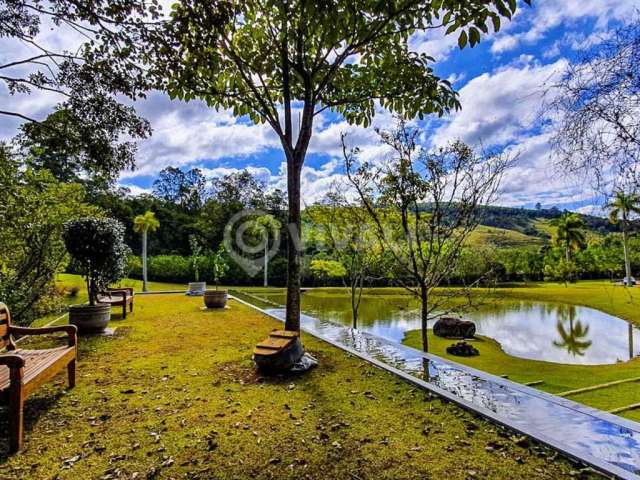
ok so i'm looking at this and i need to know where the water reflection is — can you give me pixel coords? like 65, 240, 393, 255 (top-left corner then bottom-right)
553, 305, 592, 357
254, 291, 639, 365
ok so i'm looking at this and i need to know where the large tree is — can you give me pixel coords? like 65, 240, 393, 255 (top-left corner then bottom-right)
0, 0, 158, 124
138, 0, 525, 331
153, 166, 207, 211
1, 1, 157, 184
18, 107, 150, 191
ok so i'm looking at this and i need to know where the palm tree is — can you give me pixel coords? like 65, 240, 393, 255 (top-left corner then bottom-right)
607, 191, 640, 286
553, 213, 586, 262
249, 214, 281, 287
133, 211, 160, 292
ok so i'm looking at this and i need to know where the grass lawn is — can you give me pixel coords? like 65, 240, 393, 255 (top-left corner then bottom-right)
0, 293, 591, 479
31, 274, 189, 328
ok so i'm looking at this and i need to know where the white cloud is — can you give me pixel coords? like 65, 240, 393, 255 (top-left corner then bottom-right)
435, 58, 566, 147
490, 0, 637, 54
119, 92, 280, 179
410, 28, 460, 61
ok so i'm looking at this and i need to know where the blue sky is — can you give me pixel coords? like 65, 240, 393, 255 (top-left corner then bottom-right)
1, 0, 638, 214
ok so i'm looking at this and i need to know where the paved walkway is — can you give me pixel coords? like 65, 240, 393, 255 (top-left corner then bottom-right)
232, 293, 640, 480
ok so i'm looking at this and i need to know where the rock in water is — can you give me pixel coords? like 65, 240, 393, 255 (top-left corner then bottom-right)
446, 341, 479, 357
433, 317, 476, 338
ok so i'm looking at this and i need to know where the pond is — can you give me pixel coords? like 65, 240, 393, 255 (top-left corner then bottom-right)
249, 290, 640, 365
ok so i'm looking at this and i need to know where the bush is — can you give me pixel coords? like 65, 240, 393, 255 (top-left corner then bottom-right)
0, 146, 96, 325
125, 253, 278, 286
63, 217, 130, 305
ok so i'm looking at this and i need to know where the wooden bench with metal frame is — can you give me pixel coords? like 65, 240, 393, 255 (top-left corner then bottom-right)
97, 287, 134, 319
0, 302, 77, 452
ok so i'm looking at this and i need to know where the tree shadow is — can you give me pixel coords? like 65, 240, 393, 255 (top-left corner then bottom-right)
0, 391, 65, 461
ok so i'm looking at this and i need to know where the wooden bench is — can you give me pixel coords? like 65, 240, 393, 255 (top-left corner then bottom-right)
98, 287, 134, 319
0, 302, 77, 452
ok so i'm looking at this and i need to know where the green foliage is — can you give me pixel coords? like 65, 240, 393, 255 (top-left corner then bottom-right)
211, 245, 230, 288
18, 107, 150, 192
152, 166, 206, 211
552, 213, 586, 260
0, 145, 96, 324
63, 217, 131, 305
310, 259, 347, 281
133, 210, 160, 234
544, 258, 579, 285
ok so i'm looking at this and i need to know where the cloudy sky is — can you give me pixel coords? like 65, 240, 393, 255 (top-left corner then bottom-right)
1, 0, 638, 213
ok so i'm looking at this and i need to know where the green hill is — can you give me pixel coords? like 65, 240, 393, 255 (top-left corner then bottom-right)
477, 205, 615, 237
467, 225, 544, 248
469, 206, 615, 248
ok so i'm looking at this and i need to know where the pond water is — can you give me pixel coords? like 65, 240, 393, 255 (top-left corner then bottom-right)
250, 291, 640, 365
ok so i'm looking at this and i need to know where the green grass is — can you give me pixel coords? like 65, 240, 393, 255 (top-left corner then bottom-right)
0, 293, 588, 479
31, 274, 191, 327
467, 225, 544, 248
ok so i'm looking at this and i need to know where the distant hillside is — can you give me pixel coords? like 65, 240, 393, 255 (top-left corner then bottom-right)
415, 204, 618, 249
476, 205, 617, 239
467, 225, 544, 248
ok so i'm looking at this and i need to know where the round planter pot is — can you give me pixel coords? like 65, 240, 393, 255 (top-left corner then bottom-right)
187, 281, 206, 296
204, 290, 228, 309
69, 304, 111, 334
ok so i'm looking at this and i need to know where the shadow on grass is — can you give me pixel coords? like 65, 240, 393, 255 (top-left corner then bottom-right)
0, 391, 65, 461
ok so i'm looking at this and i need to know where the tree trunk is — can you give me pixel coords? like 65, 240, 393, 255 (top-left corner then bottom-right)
285, 155, 303, 332
263, 241, 269, 287
420, 283, 429, 352
142, 231, 148, 292
350, 274, 362, 329
622, 214, 632, 286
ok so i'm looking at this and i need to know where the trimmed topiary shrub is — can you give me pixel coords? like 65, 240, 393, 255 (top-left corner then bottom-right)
63, 217, 130, 305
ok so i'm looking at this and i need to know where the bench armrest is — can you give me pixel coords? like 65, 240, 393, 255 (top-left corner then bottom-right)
10, 325, 77, 347
108, 287, 134, 296
0, 353, 25, 369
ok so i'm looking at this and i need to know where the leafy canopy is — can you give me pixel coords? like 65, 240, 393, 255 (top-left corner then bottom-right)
133, 211, 160, 234
150, 0, 527, 136
607, 191, 640, 225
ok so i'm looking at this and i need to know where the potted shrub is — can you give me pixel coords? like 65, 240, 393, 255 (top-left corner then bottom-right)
63, 217, 130, 333
204, 245, 229, 308
187, 235, 206, 295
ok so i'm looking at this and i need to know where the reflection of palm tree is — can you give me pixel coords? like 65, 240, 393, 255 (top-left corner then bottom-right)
553, 307, 592, 356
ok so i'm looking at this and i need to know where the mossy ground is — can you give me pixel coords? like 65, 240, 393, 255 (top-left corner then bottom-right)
0, 293, 594, 479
